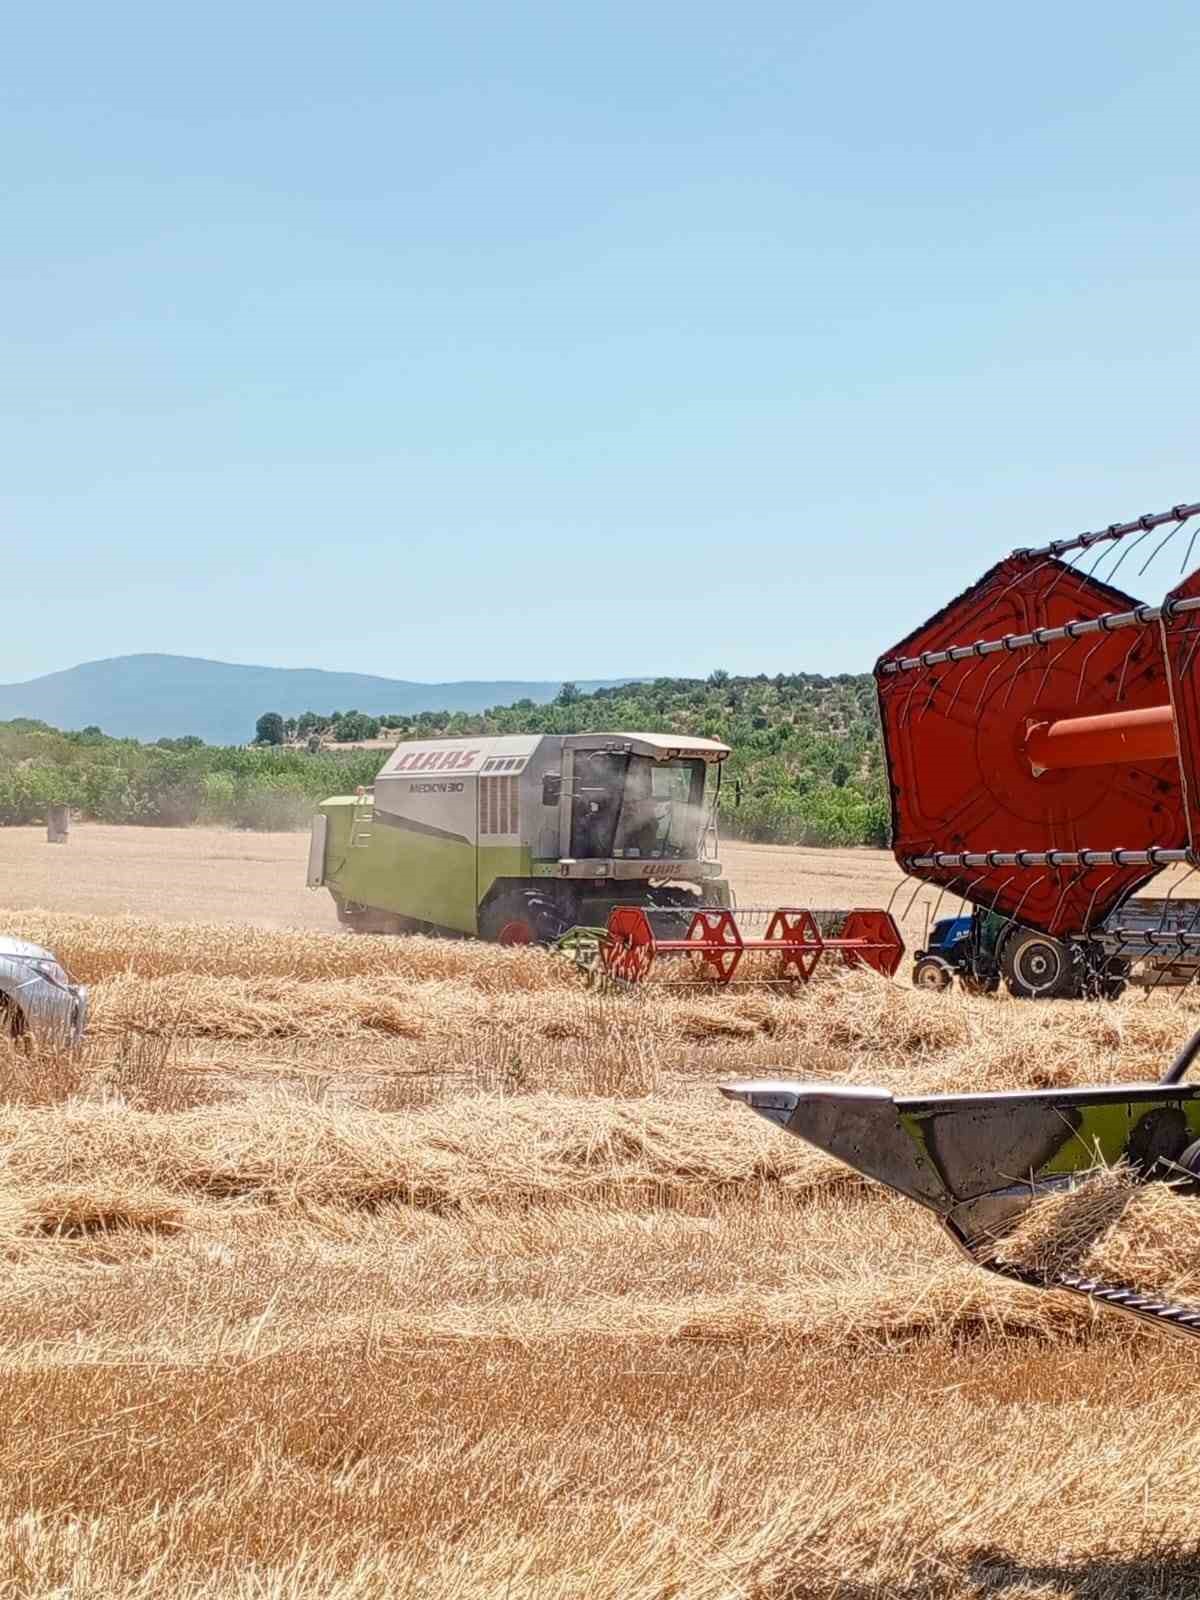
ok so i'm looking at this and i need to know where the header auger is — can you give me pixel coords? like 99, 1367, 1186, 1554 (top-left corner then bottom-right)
876, 498, 1200, 941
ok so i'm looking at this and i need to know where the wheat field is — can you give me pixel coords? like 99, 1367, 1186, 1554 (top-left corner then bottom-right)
2, 828, 1200, 1596
0, 894, 1199, 1599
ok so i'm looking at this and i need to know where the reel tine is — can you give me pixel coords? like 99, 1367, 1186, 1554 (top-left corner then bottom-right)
916, 671, 945, 721
1138, 521, 1182, 578
884, 878, 907, 919
1005, 870, 1048, 933
942, 654, 988, 721
1073, 635, 1109, 704
1097, 523, 1155, 583
999, 649, 1039, 711
927, 882, 951, 929
1081, 868, 1121, 935
1034, 638, 1076, 702
1050, 868, 1088, 933
973, 657, 1009, 715
1181, 521, 1200, 575
1113, 633, 1142, 705
901, 873, 931, 923
990, 555, 1057, 609
1039, 544, 1091, 603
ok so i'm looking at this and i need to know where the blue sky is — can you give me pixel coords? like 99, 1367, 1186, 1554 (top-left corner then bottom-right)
4, 1, 1198, 686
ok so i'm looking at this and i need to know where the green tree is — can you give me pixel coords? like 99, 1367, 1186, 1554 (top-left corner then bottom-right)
332, 711, 380, 743
255, 712, 285, 745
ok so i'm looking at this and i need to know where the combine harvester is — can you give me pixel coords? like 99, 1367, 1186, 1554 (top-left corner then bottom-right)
875, 497, 1200, 998
309, 730, 902, 986
725, 497, 1200, 1337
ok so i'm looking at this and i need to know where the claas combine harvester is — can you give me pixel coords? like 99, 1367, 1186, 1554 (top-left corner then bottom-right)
310, 730, 903, 989
727, 496, 1200, 1338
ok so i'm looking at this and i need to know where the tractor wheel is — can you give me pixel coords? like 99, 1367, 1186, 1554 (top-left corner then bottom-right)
1000, 929, 1079, 1000
479, 889, 569, 947
913, 956, 954, 993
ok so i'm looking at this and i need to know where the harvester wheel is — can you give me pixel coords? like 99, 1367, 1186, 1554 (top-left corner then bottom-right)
480, 889, 568, 948
1000, 929, 1078, 1000
913, 956, 954, 993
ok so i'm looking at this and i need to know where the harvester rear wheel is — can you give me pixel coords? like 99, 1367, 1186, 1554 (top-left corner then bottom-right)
479, 889, 568, 948
1000, 929, 1079, 1000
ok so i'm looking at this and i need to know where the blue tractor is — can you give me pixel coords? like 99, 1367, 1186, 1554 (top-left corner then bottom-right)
911, 909, 1130, 1000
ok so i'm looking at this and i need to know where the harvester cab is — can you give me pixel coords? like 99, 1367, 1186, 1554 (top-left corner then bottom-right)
309, 731, 733, 943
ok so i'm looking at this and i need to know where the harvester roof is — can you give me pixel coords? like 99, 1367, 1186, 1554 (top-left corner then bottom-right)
376, 731, 730, 781
570, 732, 730, 762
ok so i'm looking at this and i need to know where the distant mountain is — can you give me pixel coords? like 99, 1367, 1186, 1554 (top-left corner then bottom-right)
0, 655, 634, 745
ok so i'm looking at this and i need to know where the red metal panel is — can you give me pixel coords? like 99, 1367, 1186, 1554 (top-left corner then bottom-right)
763, 908, 823, 981
838, 910, 905, 978
684, 908, 743, 983
875, 556, 1185, 936
602, 906, 657, 983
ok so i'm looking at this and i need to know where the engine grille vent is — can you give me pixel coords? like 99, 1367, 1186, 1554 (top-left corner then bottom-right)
480, 775, 519, 837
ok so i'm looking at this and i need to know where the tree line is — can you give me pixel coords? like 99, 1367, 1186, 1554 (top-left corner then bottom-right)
0, 672, 888, 846
251, 671, 889, 847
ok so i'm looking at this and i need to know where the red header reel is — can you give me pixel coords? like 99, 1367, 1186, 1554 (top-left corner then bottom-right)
599, 905, 904, 987
875, 502, 1200, 936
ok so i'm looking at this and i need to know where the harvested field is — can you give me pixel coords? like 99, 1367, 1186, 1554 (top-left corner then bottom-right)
0, 821, 944, 949
4, 873, 1200, 1592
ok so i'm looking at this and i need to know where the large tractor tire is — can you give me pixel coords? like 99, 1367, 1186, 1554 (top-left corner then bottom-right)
479, 888, 569, 947
1000, 929, 1079, 1000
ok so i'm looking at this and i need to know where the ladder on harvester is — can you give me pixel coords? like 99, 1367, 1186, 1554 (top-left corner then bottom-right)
348, 789, 374, 849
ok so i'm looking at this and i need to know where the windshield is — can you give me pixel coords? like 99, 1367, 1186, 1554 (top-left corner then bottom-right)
612, 757, 707, 860
567, 753, 710, 860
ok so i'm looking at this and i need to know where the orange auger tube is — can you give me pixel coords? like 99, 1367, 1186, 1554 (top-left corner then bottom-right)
1026, 703, 1178, 773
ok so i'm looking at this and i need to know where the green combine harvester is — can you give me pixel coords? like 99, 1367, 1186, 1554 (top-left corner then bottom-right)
308, 732, 732, 944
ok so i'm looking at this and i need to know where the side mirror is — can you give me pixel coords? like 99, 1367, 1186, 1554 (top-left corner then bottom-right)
542, 774, 562, 806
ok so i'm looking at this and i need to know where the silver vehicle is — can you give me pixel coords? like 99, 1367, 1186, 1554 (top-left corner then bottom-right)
0, 937, 88, 1045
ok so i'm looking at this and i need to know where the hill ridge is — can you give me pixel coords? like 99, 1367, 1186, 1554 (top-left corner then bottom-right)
0, 655, 635, 745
